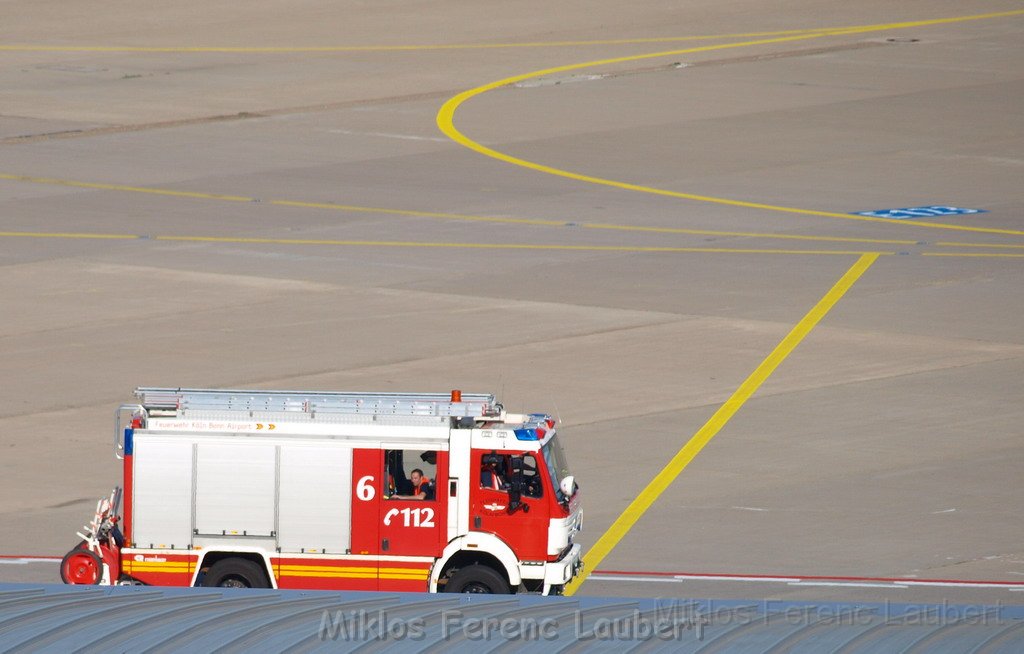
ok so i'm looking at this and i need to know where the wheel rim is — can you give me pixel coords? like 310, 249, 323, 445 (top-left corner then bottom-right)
462, 581, 493, 594
63, 552, 100, 584
217, 576, 250, 588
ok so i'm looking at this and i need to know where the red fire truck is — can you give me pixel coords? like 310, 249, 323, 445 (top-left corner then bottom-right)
60, 388, 582, 595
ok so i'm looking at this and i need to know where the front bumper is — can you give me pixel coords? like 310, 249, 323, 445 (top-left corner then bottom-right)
542, 543, 582, 593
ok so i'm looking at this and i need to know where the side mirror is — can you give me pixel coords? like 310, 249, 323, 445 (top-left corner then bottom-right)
560, 475, 576, 500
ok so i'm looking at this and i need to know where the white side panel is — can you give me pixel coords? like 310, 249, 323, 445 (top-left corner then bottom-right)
195, 442, 276, 536
449, 432, 471, 539
278, 445, 353, 553
133, 437, 193, 548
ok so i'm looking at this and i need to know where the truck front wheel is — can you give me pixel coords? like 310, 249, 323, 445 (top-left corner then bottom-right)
201, 558, 270, 589
444, 564, 511, 594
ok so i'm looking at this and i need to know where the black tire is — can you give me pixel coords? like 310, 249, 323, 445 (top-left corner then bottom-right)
117, 575, 146, 586
444, 564, 511, 594
201, 558, 270, 589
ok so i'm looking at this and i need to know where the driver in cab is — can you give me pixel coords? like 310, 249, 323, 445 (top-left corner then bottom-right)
393, 468, 433, 501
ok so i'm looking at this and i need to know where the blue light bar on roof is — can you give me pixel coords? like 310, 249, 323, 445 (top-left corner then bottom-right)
514, 428, 539, 441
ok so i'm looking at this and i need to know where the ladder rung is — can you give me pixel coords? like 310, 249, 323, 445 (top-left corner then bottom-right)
135, 387, 500, 419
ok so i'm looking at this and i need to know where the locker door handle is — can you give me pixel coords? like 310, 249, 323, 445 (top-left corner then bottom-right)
382, 538, 389, 552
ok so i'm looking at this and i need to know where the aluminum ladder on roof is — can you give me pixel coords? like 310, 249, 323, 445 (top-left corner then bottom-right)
134, 387, 500, 419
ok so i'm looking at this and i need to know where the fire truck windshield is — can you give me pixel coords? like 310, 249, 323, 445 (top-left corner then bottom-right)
541, 435, 573, 503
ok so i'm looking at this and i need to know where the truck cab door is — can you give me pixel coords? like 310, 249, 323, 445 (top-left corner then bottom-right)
377, 450, 448, 592
470, 450, 550, 562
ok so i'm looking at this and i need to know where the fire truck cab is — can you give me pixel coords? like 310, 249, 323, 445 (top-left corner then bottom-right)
60, 388, 582, 595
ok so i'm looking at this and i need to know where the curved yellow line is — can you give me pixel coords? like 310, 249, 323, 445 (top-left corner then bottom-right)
437, 10, 1024, 238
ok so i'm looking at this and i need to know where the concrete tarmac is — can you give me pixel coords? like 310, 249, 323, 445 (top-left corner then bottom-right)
1, 1, 1022, 606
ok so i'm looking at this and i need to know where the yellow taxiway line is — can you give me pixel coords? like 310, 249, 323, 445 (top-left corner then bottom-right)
565, 252, 880, 595
437, 10, 1024, 238
0, 230, 893, 256
0, 26, 926, 53
3, 230, 1019, 257
0, 173, 918, 247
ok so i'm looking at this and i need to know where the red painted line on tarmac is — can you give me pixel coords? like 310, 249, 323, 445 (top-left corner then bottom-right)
594, 569, 1024, 587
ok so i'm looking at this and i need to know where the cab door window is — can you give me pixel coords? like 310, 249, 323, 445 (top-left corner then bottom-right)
384, 449, 437, 501
479, 453, 507, 491
479, 453, 541, 497
521, 454, 543, 498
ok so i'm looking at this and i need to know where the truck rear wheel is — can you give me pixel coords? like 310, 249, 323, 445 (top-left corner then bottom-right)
445, 564, 511, 594
61, 548, 103, 585
201, 558, 270, 589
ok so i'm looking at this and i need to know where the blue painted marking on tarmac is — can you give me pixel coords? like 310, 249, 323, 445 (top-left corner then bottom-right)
854, 206, 988, 219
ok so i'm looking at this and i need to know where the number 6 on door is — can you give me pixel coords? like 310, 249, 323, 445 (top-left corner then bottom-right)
356, 475, 375, 501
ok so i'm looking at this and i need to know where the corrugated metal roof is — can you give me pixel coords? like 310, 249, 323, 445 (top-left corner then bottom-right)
0, 584, 1021, 653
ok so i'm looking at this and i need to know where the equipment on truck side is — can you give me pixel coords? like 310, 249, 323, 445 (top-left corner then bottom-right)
62, 388, 583, 595
59, 487, 124, 586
